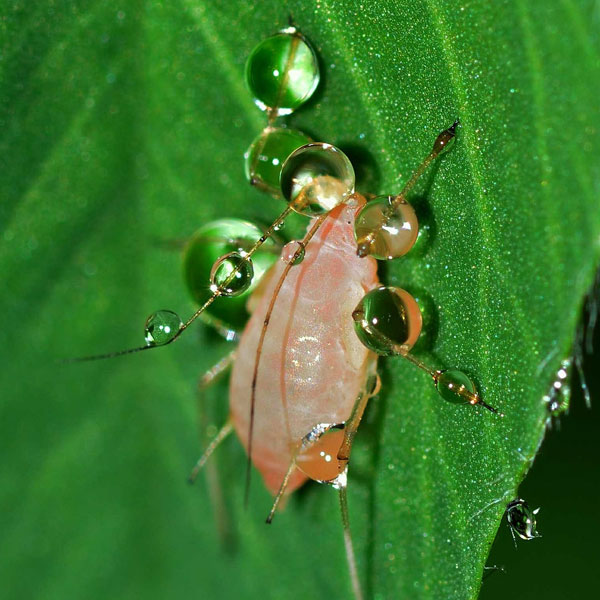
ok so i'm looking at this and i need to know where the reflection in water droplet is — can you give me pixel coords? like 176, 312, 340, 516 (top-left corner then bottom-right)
144, 310, 183, 346
280, 240, 305, 265
245, 30, 320, 116
280, 143, 355, 216
352, 286, 422, 355
210, 252, 254, 297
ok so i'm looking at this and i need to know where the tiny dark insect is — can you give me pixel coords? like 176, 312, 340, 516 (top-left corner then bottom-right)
506, 498, 541, 545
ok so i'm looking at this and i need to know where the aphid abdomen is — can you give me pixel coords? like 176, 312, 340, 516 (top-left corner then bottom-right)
230, 200, 379, 494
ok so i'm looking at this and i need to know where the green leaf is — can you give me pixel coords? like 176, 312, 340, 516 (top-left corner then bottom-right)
1, 2, 598, 599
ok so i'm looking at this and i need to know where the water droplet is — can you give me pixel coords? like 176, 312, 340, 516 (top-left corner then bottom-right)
280, 143, 355, 216
352, 286, 422, 355
434, 369, 478, 405
210, 251, 254, 297
183, 219, 277, 329
506, 498, 541, 541
355, 196, 419, 259
296, 426, 345, 483
245, 30, 320, 116
144, 310, 183, 346
281, 240, 305, 265
543, 358, 572, 417
245, 127, 312, 195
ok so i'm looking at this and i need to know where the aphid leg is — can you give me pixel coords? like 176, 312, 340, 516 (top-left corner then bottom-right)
245, 212, 329, 504
337, 360, 379, 466
188, 420, 234, 484
353, 287, 502, 414
356, 121, 459, 257
337, 472, 364, 600
401, 350, 501, 414
189, 350, 237, 548
151, 235, 192, 252
189, 349, 237, 484
265, 455, 298, 524
334, 364, 379, 600
198, 312, 240, 343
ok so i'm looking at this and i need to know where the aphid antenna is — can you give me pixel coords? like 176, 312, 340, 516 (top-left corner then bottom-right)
356, 120, 460, 257
337, 470, 364, 600
65, 204, 296, 363
265, 29, 304, 126
245, 212, 329, 507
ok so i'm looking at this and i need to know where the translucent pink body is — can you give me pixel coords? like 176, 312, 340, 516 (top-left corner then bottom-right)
229, 201, 379, 494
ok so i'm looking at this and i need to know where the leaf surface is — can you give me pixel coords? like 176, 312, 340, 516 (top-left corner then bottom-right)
1, 1, 599, 599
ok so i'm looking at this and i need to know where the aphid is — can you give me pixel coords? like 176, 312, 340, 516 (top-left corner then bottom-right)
74, 26, 502, 600
505, 498, 541, 545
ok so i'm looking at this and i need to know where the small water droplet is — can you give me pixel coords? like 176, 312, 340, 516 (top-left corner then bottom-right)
210, 251, 254, 297
355, 196, 418, 259
281, 240, 305, 265
435, 369, 477, 405
144, 310, 183, 346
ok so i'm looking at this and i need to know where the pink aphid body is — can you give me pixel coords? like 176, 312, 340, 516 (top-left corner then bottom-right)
229, 199, 379, 495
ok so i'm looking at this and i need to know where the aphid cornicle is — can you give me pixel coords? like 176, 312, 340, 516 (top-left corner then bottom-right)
75, 26, 501, 600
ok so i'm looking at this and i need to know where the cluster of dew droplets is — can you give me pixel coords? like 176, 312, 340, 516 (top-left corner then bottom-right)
141, 29, 326, 351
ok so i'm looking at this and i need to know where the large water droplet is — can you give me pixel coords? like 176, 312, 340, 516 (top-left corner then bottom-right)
352, 286, 422, 355
245, 127, 312, 195
183, 219, 277, 329
355, 196, 419, 259
280, 143, 355, 216
210, 251, 254, 297
245, 30, 320, 116
144, 310, 183, 346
